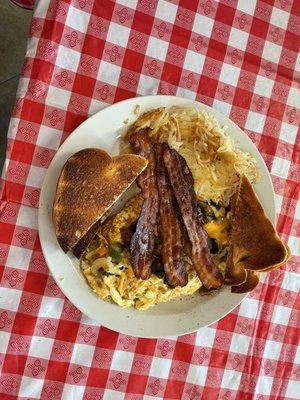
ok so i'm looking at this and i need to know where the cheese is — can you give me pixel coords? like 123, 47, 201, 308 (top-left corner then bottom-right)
204, 219, 229, 245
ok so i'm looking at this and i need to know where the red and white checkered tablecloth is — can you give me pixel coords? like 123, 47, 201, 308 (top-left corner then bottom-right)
0, 0, 299, 399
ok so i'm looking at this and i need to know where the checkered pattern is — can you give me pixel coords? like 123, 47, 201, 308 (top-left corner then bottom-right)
0, 0, 299, 398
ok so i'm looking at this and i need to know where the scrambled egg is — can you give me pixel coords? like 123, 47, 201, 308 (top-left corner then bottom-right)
81, 193, 232, 311
83, 255, 201, 310
81, 195, 201, 310
101, 194, 144, 245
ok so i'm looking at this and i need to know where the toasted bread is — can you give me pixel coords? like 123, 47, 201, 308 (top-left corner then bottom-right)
231, 270, 260, 294
72, 218, 103, 258
225, 244, 247, 286
53, 148, 147, 254
226, 175, 290, 290
225, 191, 247, 286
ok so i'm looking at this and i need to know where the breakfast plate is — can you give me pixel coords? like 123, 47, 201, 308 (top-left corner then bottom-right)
38, 95, 276, 338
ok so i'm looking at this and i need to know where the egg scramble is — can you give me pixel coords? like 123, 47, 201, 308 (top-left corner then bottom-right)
81, 194, 231, 310
81, 195, 202, 310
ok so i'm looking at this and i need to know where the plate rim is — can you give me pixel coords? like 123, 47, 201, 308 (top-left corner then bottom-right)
38, 94, 275, 338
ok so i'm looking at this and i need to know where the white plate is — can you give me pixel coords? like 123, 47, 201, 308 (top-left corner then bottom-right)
38, 95, 275, 338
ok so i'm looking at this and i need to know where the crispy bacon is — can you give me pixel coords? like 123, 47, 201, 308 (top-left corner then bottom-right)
129, 130, 159, 279
154, 143, 188, 287
163, 147, 224, 289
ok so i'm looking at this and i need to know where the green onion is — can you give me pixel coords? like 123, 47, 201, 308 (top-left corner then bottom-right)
109, 244, 124, 263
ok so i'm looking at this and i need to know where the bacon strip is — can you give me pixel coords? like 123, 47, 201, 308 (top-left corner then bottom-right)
129, 130, 159, 279
163, 147, 224, 289
154, 143, 188, 287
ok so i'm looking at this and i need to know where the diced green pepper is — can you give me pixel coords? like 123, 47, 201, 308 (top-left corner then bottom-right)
109, 244, 124, 263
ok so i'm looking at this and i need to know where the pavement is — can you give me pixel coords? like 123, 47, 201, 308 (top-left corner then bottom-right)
0, 1, 32, 174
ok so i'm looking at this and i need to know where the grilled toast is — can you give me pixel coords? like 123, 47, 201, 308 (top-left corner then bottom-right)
53, 148, 147, 255
226, 175, 290, 292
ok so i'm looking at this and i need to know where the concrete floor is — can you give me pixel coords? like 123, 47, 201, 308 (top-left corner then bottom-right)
0, 1, 32, 173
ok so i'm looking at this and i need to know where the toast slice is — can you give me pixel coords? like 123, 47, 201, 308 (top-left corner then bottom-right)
226, 175, 290, 292
53, 148, 147, 255
231, 270, 260, 294
225, 191, 247, 286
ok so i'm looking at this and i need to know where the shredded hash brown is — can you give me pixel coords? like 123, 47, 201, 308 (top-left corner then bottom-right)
128, 106, 259, 206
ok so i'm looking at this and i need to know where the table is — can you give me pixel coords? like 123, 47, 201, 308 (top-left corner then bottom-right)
0, 0, 299, 399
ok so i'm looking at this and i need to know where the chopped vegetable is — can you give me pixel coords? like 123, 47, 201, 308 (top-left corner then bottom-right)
109, 244, 124, 263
